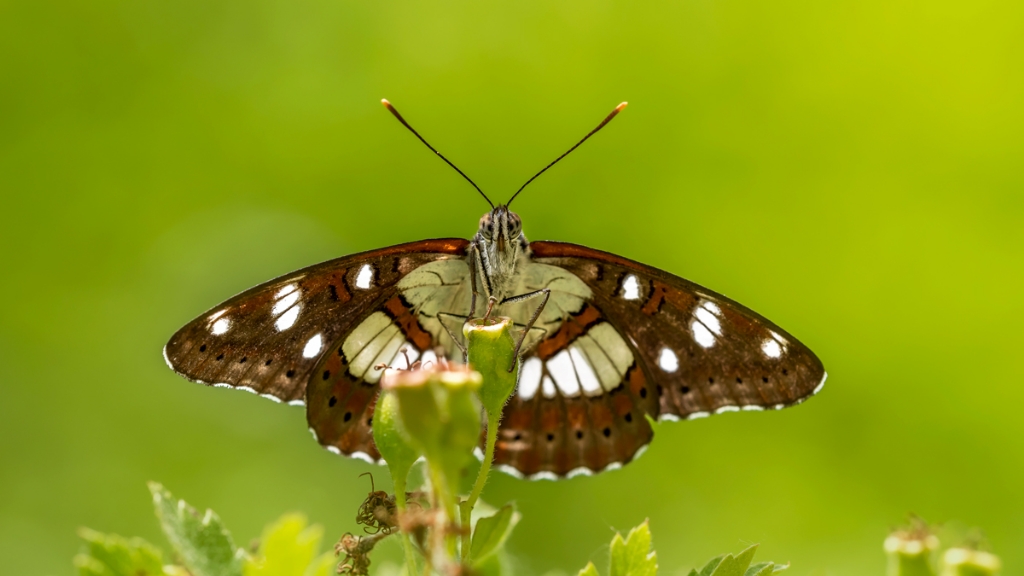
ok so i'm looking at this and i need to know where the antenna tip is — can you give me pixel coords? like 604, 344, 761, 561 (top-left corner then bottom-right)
616, 102, 628, 111
381, 98, 392, 107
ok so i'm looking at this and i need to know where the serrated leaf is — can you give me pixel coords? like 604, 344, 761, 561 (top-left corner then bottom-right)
73, 528, 165, 576
609, 520, 658, 576
149, 482, 244, 576
744, 562, 776, 576
698, 555, 726, 576
243, 513, 324, 576
578, 561, 601, 576
470, 504, 518, 564
711, 545, 760, 576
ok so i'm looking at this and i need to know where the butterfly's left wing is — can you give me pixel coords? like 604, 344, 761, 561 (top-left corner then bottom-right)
164, 239, 469, 407
491, 241, 826, 479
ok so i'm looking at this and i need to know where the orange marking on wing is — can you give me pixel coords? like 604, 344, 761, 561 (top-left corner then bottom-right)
567, 403, 588, 429
505, 404, 534, 429
613, 394, 633, 416
641, 281, 668, 315
384, 296, 433, 351
536, 304, 602, 360
590, 404, 614, 428
541, 404, 561, 431
626, 364, 646, 396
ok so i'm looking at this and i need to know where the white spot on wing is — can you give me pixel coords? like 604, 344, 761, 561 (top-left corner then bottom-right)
547, 350, 581, 396
275, 306, 300, 331
528, 471, 559, 481
326, 446, 341, 455
762, 339, 783, 358
211, 318, 231, 335
356, 264, 373, 289
389, 344, 421, 369
657, 347, 679, 372
275, 284, 298, 298
569, 347, 602, 396
350, 451, 377, 464
272, 289, 300, 315
687, 411, 710, 420
420, 349, 438, 368
518, 357, 543, 400
691, 320, 715, 348
541, 375, 557, 398
566, 467, 592, 478
694, 306, 722, 336
814, 372, 828, 394
496, 464, 525, 479
303, 333, 323, 358
621, 274, 640, 300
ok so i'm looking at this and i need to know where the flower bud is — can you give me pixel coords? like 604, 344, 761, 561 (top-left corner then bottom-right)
941, 548, 1001, 576
371, 382, 421, 489
381, 363, 483, 490
464, 317, 519, 421
885, 528, 939, 576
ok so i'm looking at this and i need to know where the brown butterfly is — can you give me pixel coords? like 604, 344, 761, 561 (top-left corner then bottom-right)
164, 100, 826, 480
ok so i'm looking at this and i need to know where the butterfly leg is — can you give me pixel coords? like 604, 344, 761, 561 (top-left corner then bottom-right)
468, 241, 494, 319
438, 312, 469, 363
499, 288, 551, 372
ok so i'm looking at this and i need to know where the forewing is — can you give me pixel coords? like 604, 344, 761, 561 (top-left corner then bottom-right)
163, 239, 469, 405
530, 241, 826, 419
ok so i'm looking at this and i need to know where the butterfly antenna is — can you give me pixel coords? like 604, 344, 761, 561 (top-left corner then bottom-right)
382, 99, 494, 209
507, 101, 627, 207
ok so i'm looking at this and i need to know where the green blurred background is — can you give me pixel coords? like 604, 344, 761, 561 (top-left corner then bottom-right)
2, 0, 1022, 574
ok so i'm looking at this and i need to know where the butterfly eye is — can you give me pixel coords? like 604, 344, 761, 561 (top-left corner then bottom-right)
479, 214, 493, 239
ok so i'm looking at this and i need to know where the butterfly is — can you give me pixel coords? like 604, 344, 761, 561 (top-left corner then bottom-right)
164, 100, 826, 480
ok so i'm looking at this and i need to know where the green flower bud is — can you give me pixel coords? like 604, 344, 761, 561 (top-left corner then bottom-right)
941, 549, 1001, 576
381, 364, 483, 494
885, 528, 939, 576
464, 317, 519, 421
371, 385, 421, 490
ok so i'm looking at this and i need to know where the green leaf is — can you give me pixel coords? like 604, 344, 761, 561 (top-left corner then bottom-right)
744, 562, 778, 576
73, 528, 166, 576
470, 503, 518, 564
149, 482, 244, 576
698, 556, 725, 576
578, 562, 601, 576
710, 544, 759, 576
243, 513, 324, 576
303, 553, 336, 576
691, 546, 785, 576
609, 520, 658, 576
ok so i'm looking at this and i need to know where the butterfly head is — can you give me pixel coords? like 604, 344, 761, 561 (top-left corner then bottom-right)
479, 205, 522, 250
477, 205, 525, 277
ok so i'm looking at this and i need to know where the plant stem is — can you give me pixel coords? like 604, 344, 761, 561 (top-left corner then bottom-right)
460, 412, 500, 561
428, 465, 459, 564
393, 475, 418, 574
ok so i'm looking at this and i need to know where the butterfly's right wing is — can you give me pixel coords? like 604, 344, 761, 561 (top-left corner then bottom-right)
163, 239, 470, 405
